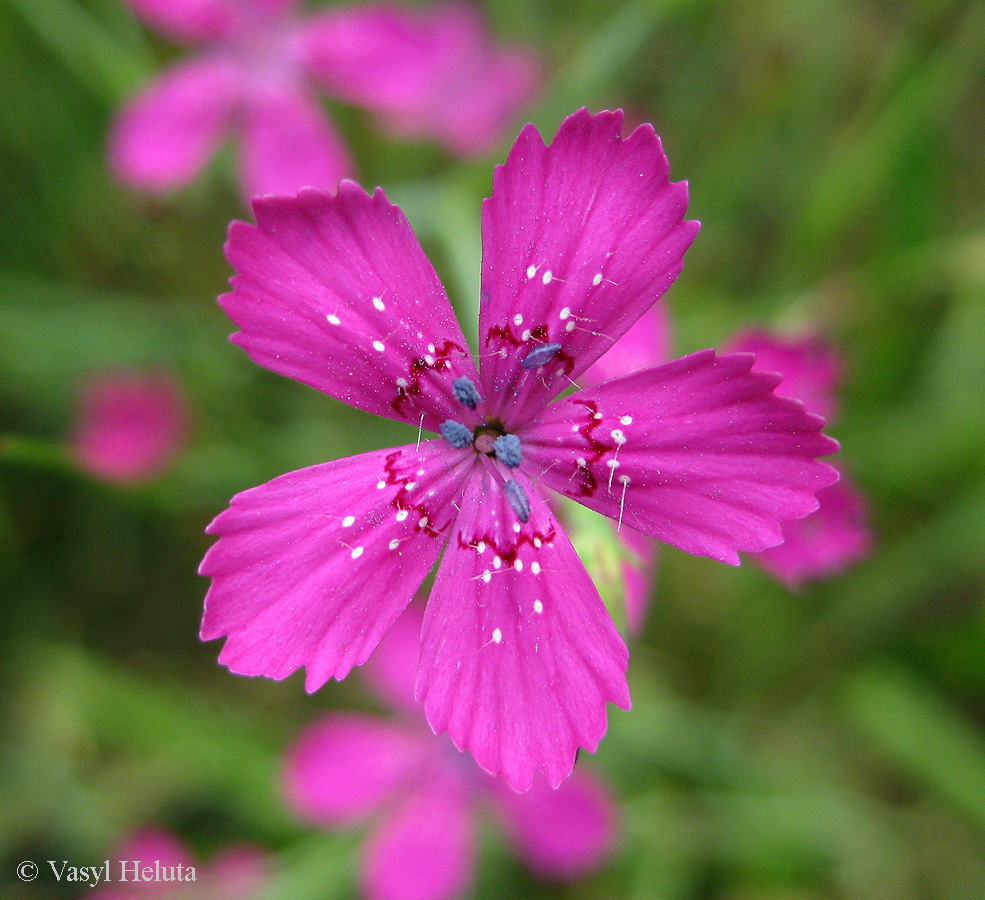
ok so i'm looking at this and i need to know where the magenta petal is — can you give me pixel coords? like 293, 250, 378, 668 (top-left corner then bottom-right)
417, 467, 630, 792
361, 781, 474, 900
200, 443, 470, 690
283, 713, 431, 825
491, 769, 617, 880
109, 56, 240, 192
619, 526, 657, 635
728, 329, 841, 421
222, 185, 478, 430
754, 474, 872, 587
238, 83, 351, 200
125, 0, 235, 43
524, 350, 841, 565
298, 3, 537, 157
478, 109, 699, 426
364, 602, 427, 714
582, 302, 672, 387
207, 846, 270, 895
113, 828, 194, 869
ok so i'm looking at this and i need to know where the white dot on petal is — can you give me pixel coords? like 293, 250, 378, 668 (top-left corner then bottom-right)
559, 307, 570, 320
428, 344, 436, 354
481, 570, 492, 583
351, 546, 364, 559
373, 340, 385, 353
610, 429, 626, 444
565, 320, 576, 332
521, 329, 531, 341
389, 539, 400, 550
533, 537, 542, 548
342, 515, 355, 528
418, 516, 429, 528
396, 377, 408, 389
396, 509, 408, 522
619, 474, 631, 484
513, 522, 521, 534
493, 556, 502, 569
593, 272, 603, 286
373, 296, 385, 311
424, 355, 435, 366
620, 415, 633, 425
326, 314, 341, 326
533, 598, 544, 612
476, 541, 486, 554
542, 270, 553, 285
514, 559, 523, 571
593, 412, 603, 420
377, 479, 386, 489
607, 459, 620, 469
513, 313, 523, 326
531, 562, 542, 576
577, 457, 587, 467
492, 628, 503, 643
526, 265, 536, 279
571, 424, 579, 432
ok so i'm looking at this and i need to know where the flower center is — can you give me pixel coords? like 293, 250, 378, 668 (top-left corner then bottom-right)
440, 377, 530, 522
440, 418, 522, 467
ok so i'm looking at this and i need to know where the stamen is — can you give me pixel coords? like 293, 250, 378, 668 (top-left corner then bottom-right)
521, 342, 562, 369
440, 420, 473, 448
452, 376, 481, 410
504, 479, 530, 522
494, 433, 523, 468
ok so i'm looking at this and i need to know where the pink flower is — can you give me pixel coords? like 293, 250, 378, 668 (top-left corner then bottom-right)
71, 369, 187, 483
199, 109, 839, 790
283, 605, 617, 900
91, 828, 267, 899
110, 0, 539, 200
728, 330, 872, 588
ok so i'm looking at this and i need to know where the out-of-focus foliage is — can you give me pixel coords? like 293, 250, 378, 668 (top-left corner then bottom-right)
2, 0, 984, 898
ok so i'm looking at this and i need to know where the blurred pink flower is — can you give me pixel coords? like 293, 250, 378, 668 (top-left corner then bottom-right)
71, 370, 187, 483
728, 330, 872, 588
111, 0, 539, 199
91, 828, 267, 899
283, 604, 618, 900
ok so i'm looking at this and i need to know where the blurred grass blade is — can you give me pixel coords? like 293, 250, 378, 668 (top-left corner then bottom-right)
6, 0, 151, 101
534, 0, 706, 128
845, 663, 985, 831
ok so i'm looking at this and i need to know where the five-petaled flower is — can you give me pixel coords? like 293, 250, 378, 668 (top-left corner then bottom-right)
283, 604, 616, 900
111, 0, 538, 199
199, 108, 840, 791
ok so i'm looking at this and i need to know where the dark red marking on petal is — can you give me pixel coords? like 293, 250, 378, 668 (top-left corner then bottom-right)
485, 324, 575, 375
381, 450, 445, 539
390, 339, 466, 418
567, 399, 617, 497
456, 523, 558, 567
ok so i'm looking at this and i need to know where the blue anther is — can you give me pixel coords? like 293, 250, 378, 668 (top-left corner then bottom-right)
521, 342, 562, 369
504, 480, 530, 523
453, 376, 481, 410
494, 433, 523, 468
440, 420, 473, 449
